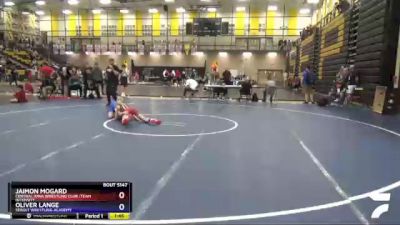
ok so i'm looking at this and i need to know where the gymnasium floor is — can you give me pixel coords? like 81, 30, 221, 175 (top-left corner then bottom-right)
0, 98, 400, 224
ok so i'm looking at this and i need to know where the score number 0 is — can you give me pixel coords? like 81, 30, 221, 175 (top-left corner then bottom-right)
119, 192, 125, 211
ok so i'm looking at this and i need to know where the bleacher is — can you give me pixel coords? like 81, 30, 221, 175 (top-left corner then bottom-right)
292, 0, 399, 106
3, 49, 33, 67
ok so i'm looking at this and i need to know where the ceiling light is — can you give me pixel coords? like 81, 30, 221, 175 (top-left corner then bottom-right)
99, 0, 111, 4
268, 5, 278, 11
299, 8, 310, 14
236, 7, 246, 12
165, 0, 174, 2
35, 0, 46, 6
267, 52, 277, 57
218, 52, 228, 57
22, 11, 30, 15
62, 9, 72, 15
35, 10, 45, 15
4, 1, 15, 6
242, 52, 252, 57
307, 0, 319, 3
148, 8, 158, 13
92, 9, 102, 14
200, 0, 211, 2
120, 9, 129, 14
68, 0, 79, 5
207, 8, 216, 12
176, 7, 185, 13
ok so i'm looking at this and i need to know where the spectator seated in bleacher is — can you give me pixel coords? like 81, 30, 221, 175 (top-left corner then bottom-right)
39, 77, 56, 100
38, 62, 57, 99
10, 85, 27, 103
238, 77, 252, 101
68, 72, 83, 98
83, 66, 100, 99
336, 0, 350, 14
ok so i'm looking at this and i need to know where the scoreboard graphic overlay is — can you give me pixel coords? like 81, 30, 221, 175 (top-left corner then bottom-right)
8, 182, 132, 220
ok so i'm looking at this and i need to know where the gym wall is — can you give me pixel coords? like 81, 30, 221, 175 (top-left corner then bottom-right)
66, 52, 286, 80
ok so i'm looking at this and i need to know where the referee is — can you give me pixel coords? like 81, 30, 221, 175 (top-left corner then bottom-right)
105, 58, 121, 105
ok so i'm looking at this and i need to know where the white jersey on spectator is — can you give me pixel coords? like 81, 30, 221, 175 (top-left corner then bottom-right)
185, 79, 198, 90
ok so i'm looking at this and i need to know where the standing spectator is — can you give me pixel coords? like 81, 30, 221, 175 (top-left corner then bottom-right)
162, 68, 170, 82
92, 62, 104, 95
9, 66, 18, 86
283, 71, 288, 88
171, 70, 176, 85
265, 73, 277, 103
222, 69, 232, 85
183, 77, 199, 97
68, 69, 82, 97
105, 58, 120, 105
120, 64, 129, 97
40, 62, 55, 80
60, 66, 69, 95
0, 65, 5, 82
175, 69, 182, 86
133, 71, 140, 84
302, 65, 316, 104
82, 66, 93, 98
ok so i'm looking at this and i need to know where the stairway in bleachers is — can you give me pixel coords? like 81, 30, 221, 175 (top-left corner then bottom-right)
299, 29, 320, 77
317, 11, 350, 93
289, 40, 300, 77
346, 1, 360, 65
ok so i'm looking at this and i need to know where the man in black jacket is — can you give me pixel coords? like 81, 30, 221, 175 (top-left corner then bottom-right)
105, 58, 121, 105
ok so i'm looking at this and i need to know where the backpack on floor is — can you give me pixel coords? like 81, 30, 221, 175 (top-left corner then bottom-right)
315, 93, 330, 107
252, 93, 259, 102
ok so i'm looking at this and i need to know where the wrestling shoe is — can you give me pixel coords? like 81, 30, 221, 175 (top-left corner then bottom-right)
148, 118, 162, 125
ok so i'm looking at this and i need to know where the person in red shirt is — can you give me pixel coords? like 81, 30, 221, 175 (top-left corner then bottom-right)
40, 63, 55, 79
175, 69, 182, 85
10, 85, 27, 103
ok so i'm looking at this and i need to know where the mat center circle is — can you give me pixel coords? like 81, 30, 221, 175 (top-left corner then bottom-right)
103, 113, 239, 137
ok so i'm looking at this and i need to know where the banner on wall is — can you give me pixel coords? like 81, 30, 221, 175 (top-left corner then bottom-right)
94, 45, 100, 54
394, 28, 400, 89
161, 42, 167, 55
86, 44, 93, 53
153, 43, 160, 53
168, 43, 175, 53
59, 45, 65, 55
101, 45, 108, 53
53, 44, 59, 55
184, 43, 190, 55
176, 43, 182, 53
109, 44, 116, 53
138, 44, 145, 55
116, 44, 122, 55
